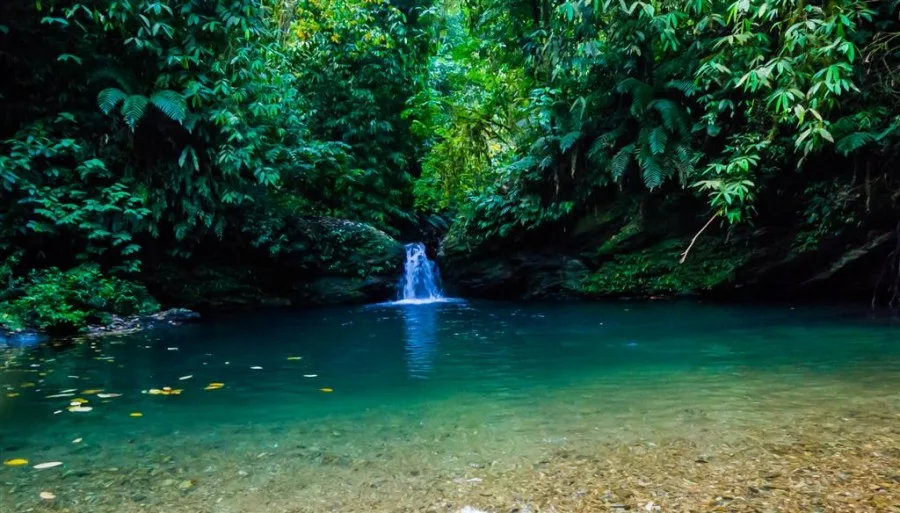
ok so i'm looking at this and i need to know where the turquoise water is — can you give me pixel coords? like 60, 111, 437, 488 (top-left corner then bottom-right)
2, 300, 900, 511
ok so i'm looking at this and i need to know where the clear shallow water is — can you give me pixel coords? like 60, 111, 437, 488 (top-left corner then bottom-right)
2, 301, 900, 511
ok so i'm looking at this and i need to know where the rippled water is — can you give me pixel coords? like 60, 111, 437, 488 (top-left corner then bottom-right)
1, 301, 899, 512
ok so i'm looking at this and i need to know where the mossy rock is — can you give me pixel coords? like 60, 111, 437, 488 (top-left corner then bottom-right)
584, 237, 748, 296
280, 217, 405, 305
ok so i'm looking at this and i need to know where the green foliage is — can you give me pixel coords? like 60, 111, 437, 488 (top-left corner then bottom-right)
1, 265, 159, 333
414, 0, 900, 254
0, 0, 435, 329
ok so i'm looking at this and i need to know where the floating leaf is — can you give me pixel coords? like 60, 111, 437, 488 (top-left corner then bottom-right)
71, 398, 89, 404
286, 356, 302, 361
97, 393, 122, 399
3, 458, 28, 466
130, 412, 143, 417
81, 389, 103, 394
179, 375, 193, 380
33, 462, 63, 469
40, 491, 56, 500
46, 393, 75, 399
72, 438, 83, 444
6, 392, 19, 398
304, 374, 318, 378
320, 388, 334, 393
205, 382, 225, 390
250, 366, 263, 370
67, 406, 92, 413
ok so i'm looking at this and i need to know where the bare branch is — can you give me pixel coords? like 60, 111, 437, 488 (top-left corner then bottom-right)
680, 214, 718, 264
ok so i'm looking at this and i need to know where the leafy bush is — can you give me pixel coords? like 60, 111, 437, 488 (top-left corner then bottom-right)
1, 265, 159, 334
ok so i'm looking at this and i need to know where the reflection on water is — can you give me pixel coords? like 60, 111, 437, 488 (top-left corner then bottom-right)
401, 304, 439, 379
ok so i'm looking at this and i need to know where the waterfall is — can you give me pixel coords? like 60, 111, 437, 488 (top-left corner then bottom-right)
398, 243, 444, 302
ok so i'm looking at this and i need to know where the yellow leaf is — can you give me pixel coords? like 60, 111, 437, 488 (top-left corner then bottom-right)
319, 388, 334, 393
4, 458, 28, 466
130, 412, 143, 417
81, 389, 103, 394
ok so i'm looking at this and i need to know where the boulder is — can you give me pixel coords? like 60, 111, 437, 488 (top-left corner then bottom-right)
280, 217, 405, 305
441, 250, 588, 299
146, 217, 406, 309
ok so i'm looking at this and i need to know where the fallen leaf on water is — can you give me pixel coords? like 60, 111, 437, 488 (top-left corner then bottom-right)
45, 393, 75, 399
179, 375, 193, 380
39, 491, 56, 500
303, 374, 318, 378
130, 412, 143, 417
20, 382, 35, 388
6, 392, 19, 398
34, 462, 63, 469
250, 366, 263, 370
71, 398, 89, 404
72, 438, 83, 444
205, 382, 225, 390
287, 356, 302, 361
320, 388, 334, 393
97, 393, 121, 399
81, 389, 103, 395
67, 406, 93, 413
3, 458, 28, 466
61, 389, 77, 394
148, 389, 163, 395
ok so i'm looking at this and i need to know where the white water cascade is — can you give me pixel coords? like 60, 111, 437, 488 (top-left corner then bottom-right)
398, 243, 444, 302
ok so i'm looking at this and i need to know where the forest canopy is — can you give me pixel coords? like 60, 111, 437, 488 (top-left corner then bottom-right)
2, 0, 899, 331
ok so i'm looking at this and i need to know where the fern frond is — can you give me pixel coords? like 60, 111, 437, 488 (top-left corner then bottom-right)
611, 144, 634, 181
588, 128, 623, 162
638, 148, 664, 190
834, 132, 873, 155
649, 127, 668, 155
616, 78, 653, 116
121, 95, 150, 131
560, 131, 580, 153
649, 99, 688, 135
672, 144, 696, 185
665, 79, 698, 97
98, 88, 127, 115
150, 90, 188, 123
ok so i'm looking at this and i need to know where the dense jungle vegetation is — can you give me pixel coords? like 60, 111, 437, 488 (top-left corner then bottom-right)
2, 0, 899, 333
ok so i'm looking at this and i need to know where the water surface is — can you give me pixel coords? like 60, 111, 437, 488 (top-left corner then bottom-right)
1, 301, 899, 511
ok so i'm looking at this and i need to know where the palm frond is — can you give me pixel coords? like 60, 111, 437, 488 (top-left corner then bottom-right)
834, 132, 874, 155
97, 88, 128, 115
611, 144, 634, 181
150, 90, 188, 124
649, 126, 668, 155
121, 95, 150, 131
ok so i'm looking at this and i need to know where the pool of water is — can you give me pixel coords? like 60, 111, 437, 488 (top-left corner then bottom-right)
2, 300, 900, 512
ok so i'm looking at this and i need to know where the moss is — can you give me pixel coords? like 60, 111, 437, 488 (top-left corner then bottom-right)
583, 238, 748, 296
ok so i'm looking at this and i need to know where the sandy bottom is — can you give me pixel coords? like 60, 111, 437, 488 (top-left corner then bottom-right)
3, 369, 900, 513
